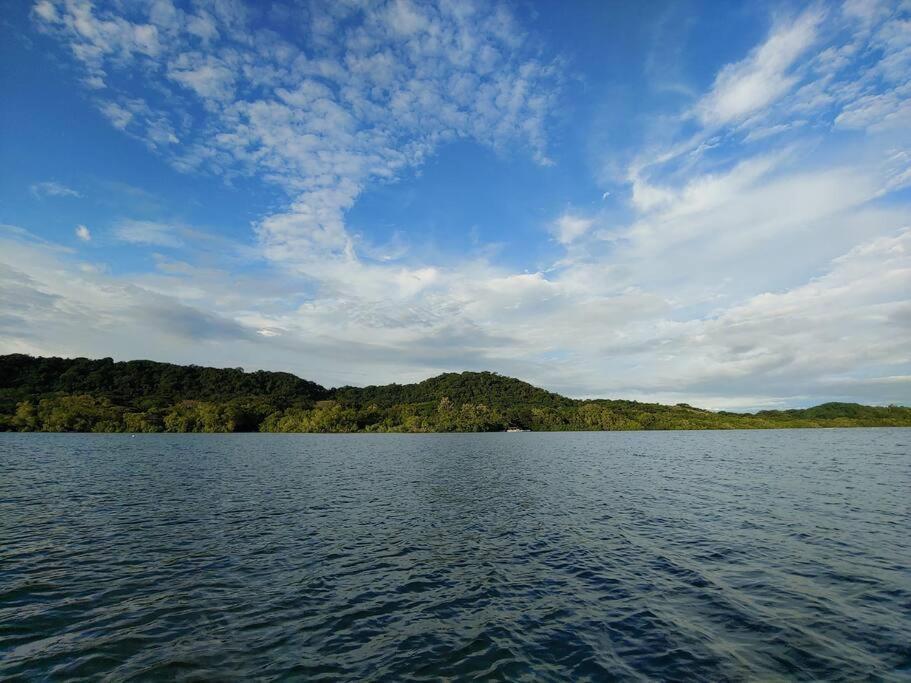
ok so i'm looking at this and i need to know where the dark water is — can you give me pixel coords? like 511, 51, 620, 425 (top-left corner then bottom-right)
1, 430, 909, 681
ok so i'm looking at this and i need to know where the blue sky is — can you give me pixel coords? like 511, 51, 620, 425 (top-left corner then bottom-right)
1, 0, 909, 409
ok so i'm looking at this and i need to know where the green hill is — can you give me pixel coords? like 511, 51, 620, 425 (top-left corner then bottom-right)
0, 354, 329, 407
0, 354, 909, 433
335, 371, 573, 409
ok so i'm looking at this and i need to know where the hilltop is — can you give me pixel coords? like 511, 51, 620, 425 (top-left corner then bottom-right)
1, 354, 909, 433
335, 371, 574, 410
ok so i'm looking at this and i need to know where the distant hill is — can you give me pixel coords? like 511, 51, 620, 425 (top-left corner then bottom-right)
1, 354, 909, 433
335, 371, 574, 409
0, 354, 330, 407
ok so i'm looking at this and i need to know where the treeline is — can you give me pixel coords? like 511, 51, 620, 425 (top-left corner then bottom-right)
1, 354, 909, 433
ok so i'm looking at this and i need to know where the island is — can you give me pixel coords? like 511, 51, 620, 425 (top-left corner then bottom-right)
1, 354, 909, 433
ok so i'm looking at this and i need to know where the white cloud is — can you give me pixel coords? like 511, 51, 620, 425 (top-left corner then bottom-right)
385, 0, 429, 36
167, 53, 235, 101
842, 0, 891, 25
30, 181, 80, 198
114, 220, 182, 247
98, 98, 179, 147
256, 328, 281, 338
623, 0, 911, 296
19, 0, 911, 408
33, 0, 562, 286
696, 9, 822, 125
32, 0, 58, 23
75, 225, 91, 241
743, 120, 805, 143
2, 218, 908, 407
675, 228, 911, 394
99, 102, 132, 129
835, 87, 911, 132
552, 214, 595, 245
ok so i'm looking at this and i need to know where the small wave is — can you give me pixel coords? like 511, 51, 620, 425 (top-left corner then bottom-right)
1, 430, 909, 681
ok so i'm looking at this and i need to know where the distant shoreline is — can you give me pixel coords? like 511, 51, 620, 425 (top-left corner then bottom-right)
3, 354, 910, 433
3, 426, 909, 435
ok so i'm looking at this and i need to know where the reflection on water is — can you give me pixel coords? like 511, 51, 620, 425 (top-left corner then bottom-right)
1, 430, 909, 680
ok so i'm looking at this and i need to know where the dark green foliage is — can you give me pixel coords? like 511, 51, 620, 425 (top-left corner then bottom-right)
1, 354, 909, 433
334, 371, 572, 409
0, 354, 328, 410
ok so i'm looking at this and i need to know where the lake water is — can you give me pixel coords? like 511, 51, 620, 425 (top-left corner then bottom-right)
1, 430, 909, 681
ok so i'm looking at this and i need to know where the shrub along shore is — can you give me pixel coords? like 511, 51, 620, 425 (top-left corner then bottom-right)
1, 354, 909, 433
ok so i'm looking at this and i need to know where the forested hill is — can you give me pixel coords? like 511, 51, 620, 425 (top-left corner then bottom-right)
334, 372, 574, 409
0, 354, 330, 405
1, 354, 910, 433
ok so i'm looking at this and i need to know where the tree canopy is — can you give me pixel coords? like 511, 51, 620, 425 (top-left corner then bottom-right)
1, 354, 909, 433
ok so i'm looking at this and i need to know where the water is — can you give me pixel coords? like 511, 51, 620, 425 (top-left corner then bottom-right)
0, 430, 909, 681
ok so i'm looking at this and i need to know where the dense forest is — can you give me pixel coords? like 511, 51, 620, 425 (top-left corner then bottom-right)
1, 354, 909, 433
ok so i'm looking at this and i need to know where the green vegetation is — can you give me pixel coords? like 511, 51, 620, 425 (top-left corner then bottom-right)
1, 354, 909, 433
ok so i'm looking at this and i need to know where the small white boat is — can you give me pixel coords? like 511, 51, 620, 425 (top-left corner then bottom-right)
505, 427, 530, 432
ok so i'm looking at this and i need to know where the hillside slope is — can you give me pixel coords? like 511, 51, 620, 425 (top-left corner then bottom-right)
0, 354, 330, 408
334, 371, 573, 409
1, 354, 909, 432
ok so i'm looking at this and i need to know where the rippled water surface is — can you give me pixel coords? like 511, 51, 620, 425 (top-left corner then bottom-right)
1, 430, 909, 681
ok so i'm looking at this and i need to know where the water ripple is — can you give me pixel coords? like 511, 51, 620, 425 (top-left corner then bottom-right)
1, 429, 909, 681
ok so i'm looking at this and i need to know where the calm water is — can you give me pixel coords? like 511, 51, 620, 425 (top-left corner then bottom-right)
1, 430, 909, 681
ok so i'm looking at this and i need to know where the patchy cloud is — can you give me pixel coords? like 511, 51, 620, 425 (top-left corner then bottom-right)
12, 0, 911, 408
32, 0, 561, 266
30, 181, 80, 198
114, 220, 182, 248
552, 214, 595, 245
74, 224, 91, 241
696, 9, 822, 126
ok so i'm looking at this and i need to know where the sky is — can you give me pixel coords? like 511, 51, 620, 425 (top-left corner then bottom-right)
0, 0, 909, 410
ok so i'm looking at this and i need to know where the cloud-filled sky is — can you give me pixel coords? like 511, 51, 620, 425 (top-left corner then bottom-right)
1, 0, 909, 410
